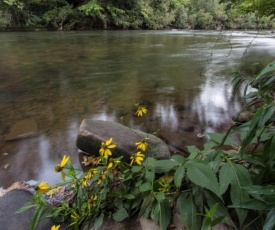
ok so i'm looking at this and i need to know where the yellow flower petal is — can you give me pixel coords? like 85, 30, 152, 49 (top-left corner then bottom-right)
51, 225, 60, 230
106, 138, 113, 146
60, 155, 70, 167
36, 181, 50, 194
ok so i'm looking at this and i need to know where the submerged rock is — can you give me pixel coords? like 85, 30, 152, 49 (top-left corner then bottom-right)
76, 119, 170, 160
4, 119, 39, 141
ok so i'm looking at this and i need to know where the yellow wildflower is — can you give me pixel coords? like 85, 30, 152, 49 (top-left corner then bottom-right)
136, 105, 147, 117
55, 155, 70, 172
51, 225, 60, 230
107, 162, 113, 169
87, 195, 98, 210
99, 138, 116, 159
130, 152, 145, 166
35, 181, 50, 194
135, 140, 148, 151
97, 170, 107, 185
82, 169, 97, 186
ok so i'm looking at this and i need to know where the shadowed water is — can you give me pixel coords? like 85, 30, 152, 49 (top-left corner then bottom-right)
0, 30, 275, 188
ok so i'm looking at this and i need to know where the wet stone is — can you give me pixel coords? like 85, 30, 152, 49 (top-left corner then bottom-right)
76, 119, 171, 161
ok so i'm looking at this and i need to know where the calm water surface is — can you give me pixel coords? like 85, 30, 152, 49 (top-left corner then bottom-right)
0, 30, 275, 188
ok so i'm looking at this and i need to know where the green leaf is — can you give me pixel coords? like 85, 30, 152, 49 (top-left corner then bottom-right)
177, 191, 201, 230
187, 146, 200, 159
255, 60, 275, 80
174, 165, 185, 188
207, 132, 237, 146
171, 155, 186, 165
219, 161, 252, 226
186, 162, 221, 196
16, 204, 38, 213
139, 182, 152, 192
230, 199, 274, 210
159, 199, 171, 230
145, 169, 155, 182
258, 105, 275, 127
112, 207, 129, 221
201, 218, 211, 230
94, 213, 104, 229
247, 185, 275, 195
30, 206, 45, 230
205, 191, 237, 229
243, 91, 257, 99
151, 159, 179, 173
263, 208, 275, 230
124, 194, 136, 200
156, 192, 165, 203
138, 193, 155, 218
132, 166, 143, 173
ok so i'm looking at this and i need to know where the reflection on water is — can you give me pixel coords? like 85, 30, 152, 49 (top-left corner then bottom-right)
0, 30, 275, 188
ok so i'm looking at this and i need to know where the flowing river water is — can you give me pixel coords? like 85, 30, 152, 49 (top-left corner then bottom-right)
0, 30, 275, 188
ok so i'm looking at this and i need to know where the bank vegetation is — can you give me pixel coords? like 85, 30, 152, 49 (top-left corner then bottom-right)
1, 0, 275, 31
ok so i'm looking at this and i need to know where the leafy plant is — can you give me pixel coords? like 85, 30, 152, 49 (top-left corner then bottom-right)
18, 60, 275, 230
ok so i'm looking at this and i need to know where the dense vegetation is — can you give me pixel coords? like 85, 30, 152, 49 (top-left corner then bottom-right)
1, 0, 275, 30
19, 61, 275, 229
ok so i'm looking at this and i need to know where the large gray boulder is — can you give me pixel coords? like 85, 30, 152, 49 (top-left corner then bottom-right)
0, 189, 54, 230
76, 120, 170, 160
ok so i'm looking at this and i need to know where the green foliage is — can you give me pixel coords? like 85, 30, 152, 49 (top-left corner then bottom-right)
1, 0, 274, 30
19, 61, 275, 229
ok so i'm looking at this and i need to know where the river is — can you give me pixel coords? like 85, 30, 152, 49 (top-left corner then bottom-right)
0, 30, 275, 188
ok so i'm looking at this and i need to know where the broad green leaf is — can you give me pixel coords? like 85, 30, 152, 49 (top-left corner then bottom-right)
219, 161, 252, 226
174, 165, 185, 188
177, 191, 201, 230
145, 169, 155, 182
207, 132, 237, 146
156, 192, 165, 203
186, 162, 221, 196
229, 199, 274, 210
112, 207, 129, 221
151, 159, 179, 173
131, 166, 143, 173
187, 146, 200, 159
263, 208, 275, 230
139, 182, 152, 192
159, 199, 171, 230
171, 155, 187, 165
247, 185, 275, 195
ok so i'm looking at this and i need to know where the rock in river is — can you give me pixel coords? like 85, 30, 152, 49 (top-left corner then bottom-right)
76, 119, 170, 160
